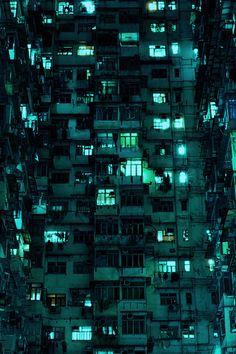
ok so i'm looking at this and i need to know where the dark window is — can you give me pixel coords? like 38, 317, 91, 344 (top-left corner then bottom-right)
51, 173, 69, 184
95, 286, 120, 301
152, 199, 174, 212
121, 218, 144, 236
152, 69, 168, 78
121, 192, 143, 206
99, 14, 116, 23
122, 315, 145, 334
96, 219, 119, 235
46, 294, 66, 307
122, 284, 145, 300
155, 141, 172, 155
174, 68, 180, 77
37, 162, 48, 177
73, 229, 94, 244
122, 253, 144, 267
160, 293, 177, 305
160, 325, 179, 339
95, 251, 119, 267
53, 145, 70, 156
60, 23, 75, 32
119, 10, 139, 23
47, 262, 66, 274
73, 261, 92, 274
186, 292, 192, 305
180, 199, 188, 211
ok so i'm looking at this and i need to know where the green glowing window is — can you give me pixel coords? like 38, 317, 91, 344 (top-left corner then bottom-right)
171, 23, 177, 31
171, 42, 179, 55
157, 1, 165, 10
150, 23, 165, 32
119, 33, 139, 44
158, 260, 176, 272
80, 1, 95, 14
147, 1, 158, 11
184, 260, 191, 272
97, 189, 115, 205
120, 159, 142, 176
120, 132, 138, 148
176, 143, 186, 156
77, 45, 94, 56
10, 1, 17, 17
46, 327, 65, 341
76, 145, 94, 156
157, 229, 175, 242
179, 171, 188, 184
42, 56, 52, 70
57, 46, 73, 55
28, 283, 42, 301
58, 2, 74, 14
173, 116, 185, 129
153, 117, 170, 130
44, 231, 68, 243
168, 1, 177, 10
149, 45, 166, 57
182, 324, 195, 339
100, 81, 118, 95
95, 352, 114, 354
42, 16, 53, 24
153, 92, 167, 103
72, 326, 92, 341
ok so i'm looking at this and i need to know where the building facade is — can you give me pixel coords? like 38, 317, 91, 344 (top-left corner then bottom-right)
0, 0, 235, 354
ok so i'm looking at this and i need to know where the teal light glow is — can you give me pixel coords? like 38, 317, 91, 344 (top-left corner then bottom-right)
179, 171, 188, 183
81, 1, 95, 14
177, 144, 186, 155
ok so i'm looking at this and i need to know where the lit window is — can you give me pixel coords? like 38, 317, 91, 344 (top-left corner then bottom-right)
179, 171, 188, 184
28, 284, 42, 301
149, 45, 166, 57
119, 33, 139, 45
193, 48, 198, 59
120, 132, 138, 148
176, 143, 186, 156
77, 45, 94, 56
97, 189, 116, 205
57, 46, 73, 55
182, 324, 195, 339
76, 145, 94, 156
153, 92, 167, 103
95, 351, 114, 354
147, 1, 158, 11
153, 117, 170, 130
184, 260, 191, 272
150, 23, 165, 32
168, 1, 177, 10
158, 260, 176, 272
44, 231, 68, 243
157, 229, 175, 242
97, 133, 115, 148
171, 23, 177, 31
42, 16, 53, 24
171, 42, 179, 54
10, 1, 17, 17
72, 326, 92, 341
58, 2, 74, 15
183, 229, 189, 241
120, 159, 142, 176
42, 56, 52, 70
173, 116, 185, 129
46, 327, 65, 341
208, 259, 215, 272
80, 1, 95, 14
157, 1, 165, 10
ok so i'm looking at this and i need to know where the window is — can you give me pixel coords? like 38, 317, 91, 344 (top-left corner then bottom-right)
120, 159, 142, 176
77, 45, 94, 56
97, 189, 116, 205
72, 326, 92, 341
186, 292, 192, 305
96, 251, 119, 267
122, 315, 145, 334
152, 199, 174, 212
121, 192, 143, 206
155, 141, 171, 155
160, 325, 179, 339
120, 132, 138, 149
147, 1, 158, 11
99, 80, 118, 96
42, 16, 53, 24
60, 23, 75, 32
157, 1, 165, 10
96, 219, 119, 235
179, 171, 188, 184
122, 253, 144, 267
97, 133, 115, 148
49, 202, 68, 216
69, 288, 91, 306
44, 231, 68, 243
174, 90, 182, 103
28, 283, 42, 301
182, 323, 195, 339
54, 93, 72, 103
150, 23, 165, 32
47, 262, 66, 274
80, 1, 95, 14
184, 260, 191, 272
73, 261, 91, 273
96, 107, 118, 121
174, 68, 180, 77
157, 229, 175, 242
42, 56, 52, 70
182, 229, 189, 241
119, 33, 139, 46
173, 116, 185, 129
45, 327, 65, 341
73, 229, 93, 243
57, 46, 73, 55
100, 14, 116, 23
10, 1, 17, 17
153, 117, 170, 130
37, 162, 48, 177
46, 294, 66, 307
153, 92, 167, 103
58, 2, 74, 14
149, 45, 166, 57
160, 293, 177, 305
158, 260, 176, 272
176, 143, 186, 156
180, 199, 188, 211
168, 1, 177, 10
122, 283, 145, 299
77, 92, 94, 103
95, 284, 120, 301
121, 218, 144, 236
152, 68, 167, 78
53, 145, 70, 156
76, 145, 94, 156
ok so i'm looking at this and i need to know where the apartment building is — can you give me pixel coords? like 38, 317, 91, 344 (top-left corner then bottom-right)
0, 0, 234, 354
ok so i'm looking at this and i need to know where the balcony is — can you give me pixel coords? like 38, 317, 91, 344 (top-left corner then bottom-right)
51, 103, 89, 115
